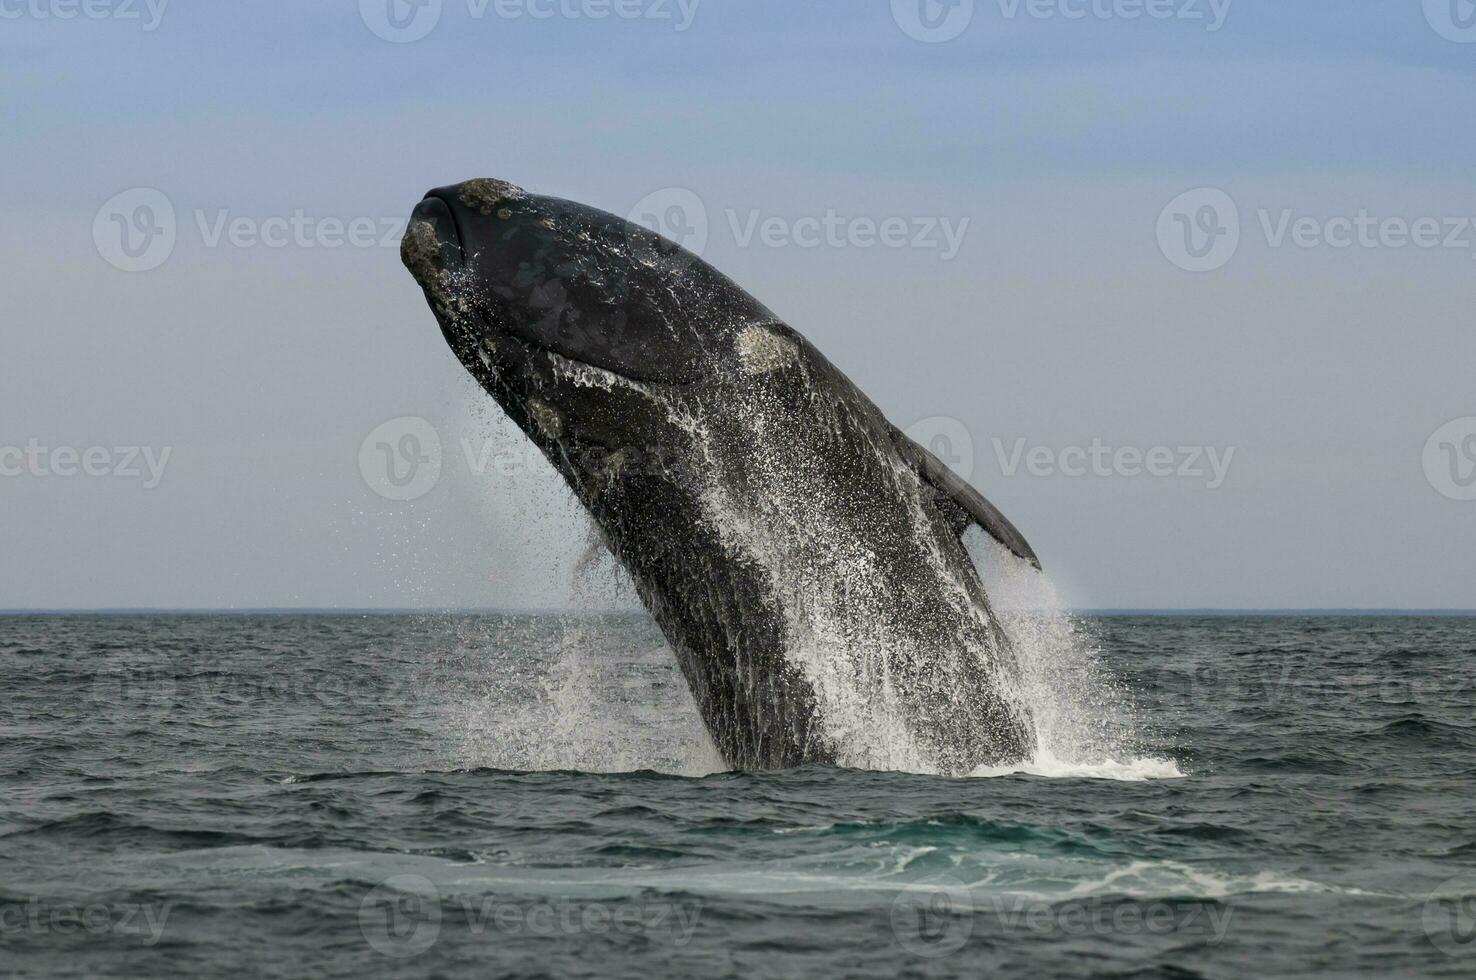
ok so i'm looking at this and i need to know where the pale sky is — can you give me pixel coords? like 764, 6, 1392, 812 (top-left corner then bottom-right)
3, 0, 1474, 610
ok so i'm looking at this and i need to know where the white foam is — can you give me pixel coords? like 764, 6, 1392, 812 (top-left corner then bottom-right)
967, 532, 1181, 780
968, 747, 1184, 781
153, 847, 1384, 905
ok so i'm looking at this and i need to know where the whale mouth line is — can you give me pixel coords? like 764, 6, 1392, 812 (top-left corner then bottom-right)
539, 343, 644, 387
426, 190, 469, 257
480, 326, 649, 390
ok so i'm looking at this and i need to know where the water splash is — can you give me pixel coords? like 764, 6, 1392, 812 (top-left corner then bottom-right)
436, 362, 1177, 779
427, 410, 722, 777
967, 531, 1183, 781
641, 362, 1046, 774
437, 611, 723, 777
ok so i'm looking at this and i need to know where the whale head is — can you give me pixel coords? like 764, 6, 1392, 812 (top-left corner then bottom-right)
401, 178, 776, 388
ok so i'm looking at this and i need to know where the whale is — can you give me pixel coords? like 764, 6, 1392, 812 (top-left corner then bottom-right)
400, 177, 1042, 775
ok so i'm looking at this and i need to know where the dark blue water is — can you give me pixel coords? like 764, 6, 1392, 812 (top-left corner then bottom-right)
3, 614, 1475, 978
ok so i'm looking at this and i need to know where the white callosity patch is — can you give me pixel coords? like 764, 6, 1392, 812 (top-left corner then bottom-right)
400, 221, 481, 330
457, 177, 526, 216
735, 325, 800, 376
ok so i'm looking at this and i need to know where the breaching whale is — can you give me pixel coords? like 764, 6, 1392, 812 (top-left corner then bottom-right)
400, 178, 1042, 775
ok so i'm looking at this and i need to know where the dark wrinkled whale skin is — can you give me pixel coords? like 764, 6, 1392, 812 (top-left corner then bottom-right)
400, 178, 1041, 774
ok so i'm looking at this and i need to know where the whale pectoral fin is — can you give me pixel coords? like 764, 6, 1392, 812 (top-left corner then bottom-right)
891, 426, 1042, 571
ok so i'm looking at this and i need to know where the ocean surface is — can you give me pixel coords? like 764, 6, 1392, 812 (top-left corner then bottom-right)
3, 612, 1476, 978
